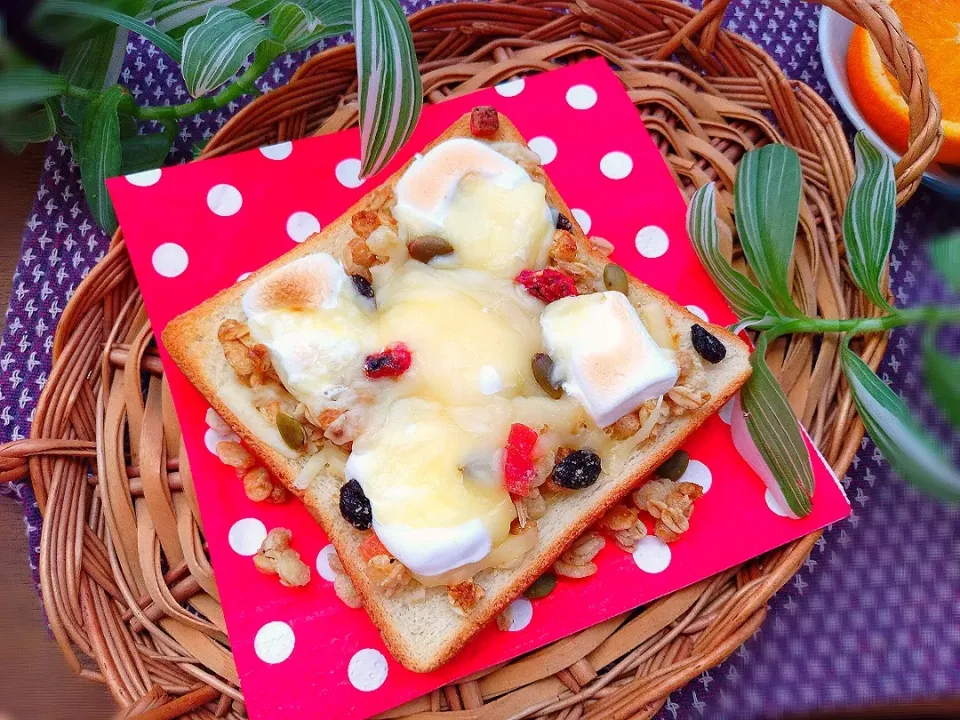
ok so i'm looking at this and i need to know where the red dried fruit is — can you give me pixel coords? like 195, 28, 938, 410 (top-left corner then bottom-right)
470, 105, 499, 137
515, 268, 578, 303
364, 343, 412, 379
503, 423, 538, 496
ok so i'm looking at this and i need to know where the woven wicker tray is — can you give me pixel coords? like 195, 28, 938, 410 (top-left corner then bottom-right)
0, 1, 940, 718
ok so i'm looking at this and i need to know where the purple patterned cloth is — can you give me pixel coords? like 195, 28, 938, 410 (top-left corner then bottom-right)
2, 2, 957, 717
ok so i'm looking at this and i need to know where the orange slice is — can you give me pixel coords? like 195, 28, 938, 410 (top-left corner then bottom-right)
847, 0, 960, 166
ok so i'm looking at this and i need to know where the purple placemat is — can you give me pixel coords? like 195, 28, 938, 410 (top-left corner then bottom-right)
2, 2, 957, 717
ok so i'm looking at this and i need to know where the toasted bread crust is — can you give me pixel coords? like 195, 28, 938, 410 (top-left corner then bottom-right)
162, 113, 752, 673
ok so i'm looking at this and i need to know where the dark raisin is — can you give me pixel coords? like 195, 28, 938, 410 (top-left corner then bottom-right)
691, 323, 726, 363
556, 212, 573, 232
351, 274, 374, 299
655, 450, 689, 481
524, 571, 557, 599
552, 449, 602, 490
339, 479, 372, 530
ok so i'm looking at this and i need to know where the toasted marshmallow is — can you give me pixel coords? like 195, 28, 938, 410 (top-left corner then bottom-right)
392, 138, 553, 277
540, 292, 679, 428
242, 253, 376, 414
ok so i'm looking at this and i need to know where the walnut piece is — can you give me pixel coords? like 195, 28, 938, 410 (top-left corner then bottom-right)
254, 528, 310, 587
448, 580, 485, 616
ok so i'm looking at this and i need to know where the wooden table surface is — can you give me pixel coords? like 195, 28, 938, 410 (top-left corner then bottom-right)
0, 147, 116, 719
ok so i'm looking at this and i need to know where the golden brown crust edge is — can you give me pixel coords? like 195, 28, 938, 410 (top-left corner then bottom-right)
161, 112, 752, 673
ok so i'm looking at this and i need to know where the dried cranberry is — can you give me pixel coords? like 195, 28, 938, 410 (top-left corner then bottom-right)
470, 105, 499, 137
552, 449, 601, 490
339, 479, 372, 529
555, 212, 573, 232
364, 343, 412, 379
503, 423, 538, 496
515, 268, 578, 303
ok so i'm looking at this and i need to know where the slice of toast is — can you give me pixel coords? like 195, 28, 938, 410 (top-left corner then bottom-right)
162, 112, 752, 673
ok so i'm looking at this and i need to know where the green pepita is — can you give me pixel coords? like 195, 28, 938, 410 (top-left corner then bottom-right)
655, 450, 689, 481
603, 263, 629, 295
276, 412, 305, 451
524, 571, 557, 600
532, 353, 563, 399
408, 235, 454, 263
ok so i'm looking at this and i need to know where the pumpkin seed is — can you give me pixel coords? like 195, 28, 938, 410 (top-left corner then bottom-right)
532, 353, 563, 399
603, 263, 629, 295
408, 235, 454, 263
655, 450, 689, 481
524, 571, 557, 599
276, 412, 305, 451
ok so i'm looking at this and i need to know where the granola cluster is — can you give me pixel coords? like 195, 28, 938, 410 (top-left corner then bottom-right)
253, 528, 311, 587
217, 319, 279, 388
214, 440, 289, 504
634, 477, 704, 543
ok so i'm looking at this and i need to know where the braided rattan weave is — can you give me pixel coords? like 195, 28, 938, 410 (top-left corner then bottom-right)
0, 1, 941, 718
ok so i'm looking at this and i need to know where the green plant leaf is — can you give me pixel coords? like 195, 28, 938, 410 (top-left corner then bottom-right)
32, 0, 147, 47
79, 85, 125, 233
922, 328, 960, 429
0, 100, 57, 153
181, 6, 271, 96
119, 132, 173, 173
0, 68, 68, 113
354, 0, 422, 178
841, 342, 960, 502
739, 333, 815, 516
59, 26, 129, 124
269, 0, 349, 51
686, 183, 781, 330
928, 232, 960, 295
734, 143, 802, 316
41, 0, 182, 61
152, 0, 283, 40
842, 132, 896, 311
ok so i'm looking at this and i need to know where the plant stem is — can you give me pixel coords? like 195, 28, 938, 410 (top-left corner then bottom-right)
768, 306, 960, 338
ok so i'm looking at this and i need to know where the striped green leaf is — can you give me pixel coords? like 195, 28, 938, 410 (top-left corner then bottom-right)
270, 0, 351, 51
842, 132, 896, 311
740, 333, 814, 517
120, 132, 174, 174
42, 0, 182, 61
922, 328, 960, 429
928, 232, 960, 295
152, 0, 282, 40
687, 183, 780, 330
181, 6, 271, 96
79, 86, 126, 232
734, 144, 802, 316
354, 0, 422, 178
0, 68, 68, 113
841, 343, 960, 502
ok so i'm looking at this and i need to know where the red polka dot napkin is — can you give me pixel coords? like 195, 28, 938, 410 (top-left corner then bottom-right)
107, 59, 850, 720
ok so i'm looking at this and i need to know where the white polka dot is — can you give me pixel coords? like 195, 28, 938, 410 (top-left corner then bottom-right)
719, 396, 736, 424
680, 459, 712, 493
335, 158, 364, 189
151, 243, 188, 278
126, 168, 162, 186
501, 597, 533, 632
254, 621, 295, 664
207, 184, 242, 216
348, 648, 388, 691
600, 151, 633, 180
204, 427, 222, 454
566, 84, 598, 110
228, 518, 267, 557
237, 272, 252, 283
686, 305, 709, 322
571, 208, 592, 234
478, 365, 502, 395
259, 141, 292, 160
765, 488, 792, 518
316, 544, 337, 581
633, 535, 671, 573
635, 225, 669, 258
494, 78, 525, 97
528, 136, 557, 165
286, 211, 321, 243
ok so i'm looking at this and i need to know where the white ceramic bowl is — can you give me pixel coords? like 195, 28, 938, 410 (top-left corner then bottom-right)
818, 7, 960, 197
